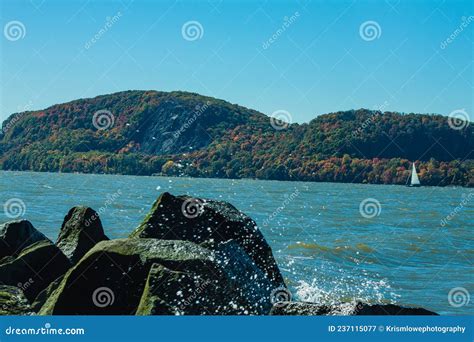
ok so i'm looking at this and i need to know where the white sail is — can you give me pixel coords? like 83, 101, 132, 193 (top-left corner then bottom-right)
411, 163, 420, 185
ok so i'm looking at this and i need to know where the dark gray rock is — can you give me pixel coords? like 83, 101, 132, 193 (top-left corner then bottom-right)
136, 263, 240, 315
0, 285, 32, 315
136, 240, 278, 315
0, 220, 47, 259
40, 239, 236, 315
40, 238, 279, 315
269, 301, 438, 315
56, 206, 109, 264
0, 240, 71, 301
215, 240, 276, 313
30, 275, 64, 313
129, 192, 285, 288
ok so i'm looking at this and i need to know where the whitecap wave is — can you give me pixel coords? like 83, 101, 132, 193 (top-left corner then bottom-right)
294, 276, 400, 307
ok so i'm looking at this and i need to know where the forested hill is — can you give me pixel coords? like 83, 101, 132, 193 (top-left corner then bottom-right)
1, 90, 472, 186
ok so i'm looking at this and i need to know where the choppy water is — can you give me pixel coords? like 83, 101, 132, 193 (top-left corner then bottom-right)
1, 171, 473, 315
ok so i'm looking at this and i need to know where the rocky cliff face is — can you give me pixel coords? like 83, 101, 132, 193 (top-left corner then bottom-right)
0, 90, 268, 157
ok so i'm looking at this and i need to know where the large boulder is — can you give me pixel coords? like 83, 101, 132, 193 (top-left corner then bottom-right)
40, 238, 259, 315
136, 263, 239, 315
40, 238, 278, 315
129, 192, 284, 287
56, 206, 109, 264
0, 285, 32, 315
136, 240, 276, 315
269, 301, 438, 315
0, 220, 47, 259
0, 240, 71, 301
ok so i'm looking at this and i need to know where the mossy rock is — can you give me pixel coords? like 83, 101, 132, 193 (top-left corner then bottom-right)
39, 238, 225, 315
129, 192, 284, 287
30, 275, 64, 313
56, 206, 109, 265
0, 220, 47, 259
0, 240, 71, 301
0, 285, 32, 315
135, 240, 277, 315
136, 263, 242, 315
40, 237, 279, 315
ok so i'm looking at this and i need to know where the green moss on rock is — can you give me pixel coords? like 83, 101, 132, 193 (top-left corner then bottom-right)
56, 206, 109, 264
136, 262, 243, 315
269, 301, 438, 316
129, 192, 285, 288
0, 285, 32, 315
0, 240, 71, 301
39, 238, 220, 315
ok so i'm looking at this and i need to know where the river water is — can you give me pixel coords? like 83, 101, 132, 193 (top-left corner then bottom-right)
1, 171, 472, 314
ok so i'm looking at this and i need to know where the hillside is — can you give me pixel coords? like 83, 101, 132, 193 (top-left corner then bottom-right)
1, 90, 472, 186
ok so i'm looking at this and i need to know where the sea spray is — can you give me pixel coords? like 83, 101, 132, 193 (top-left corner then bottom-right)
293, 275, 400, 307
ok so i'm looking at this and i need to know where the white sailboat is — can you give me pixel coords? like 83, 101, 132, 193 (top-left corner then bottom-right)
407, 162, 421, 187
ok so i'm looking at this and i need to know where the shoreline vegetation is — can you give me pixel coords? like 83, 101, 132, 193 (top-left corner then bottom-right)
0, 192, 437, 316
0, 90, 472, 187
0, 169, 469, 189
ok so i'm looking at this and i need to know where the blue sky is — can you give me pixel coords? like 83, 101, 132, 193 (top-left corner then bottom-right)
0, 0, 472, 123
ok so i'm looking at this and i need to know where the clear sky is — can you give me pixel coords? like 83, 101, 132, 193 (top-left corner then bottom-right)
1, 0, 472, 124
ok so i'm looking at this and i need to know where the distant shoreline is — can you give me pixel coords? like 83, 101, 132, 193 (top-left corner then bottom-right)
2, 169, 471, 188
1, 91, 472, 188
